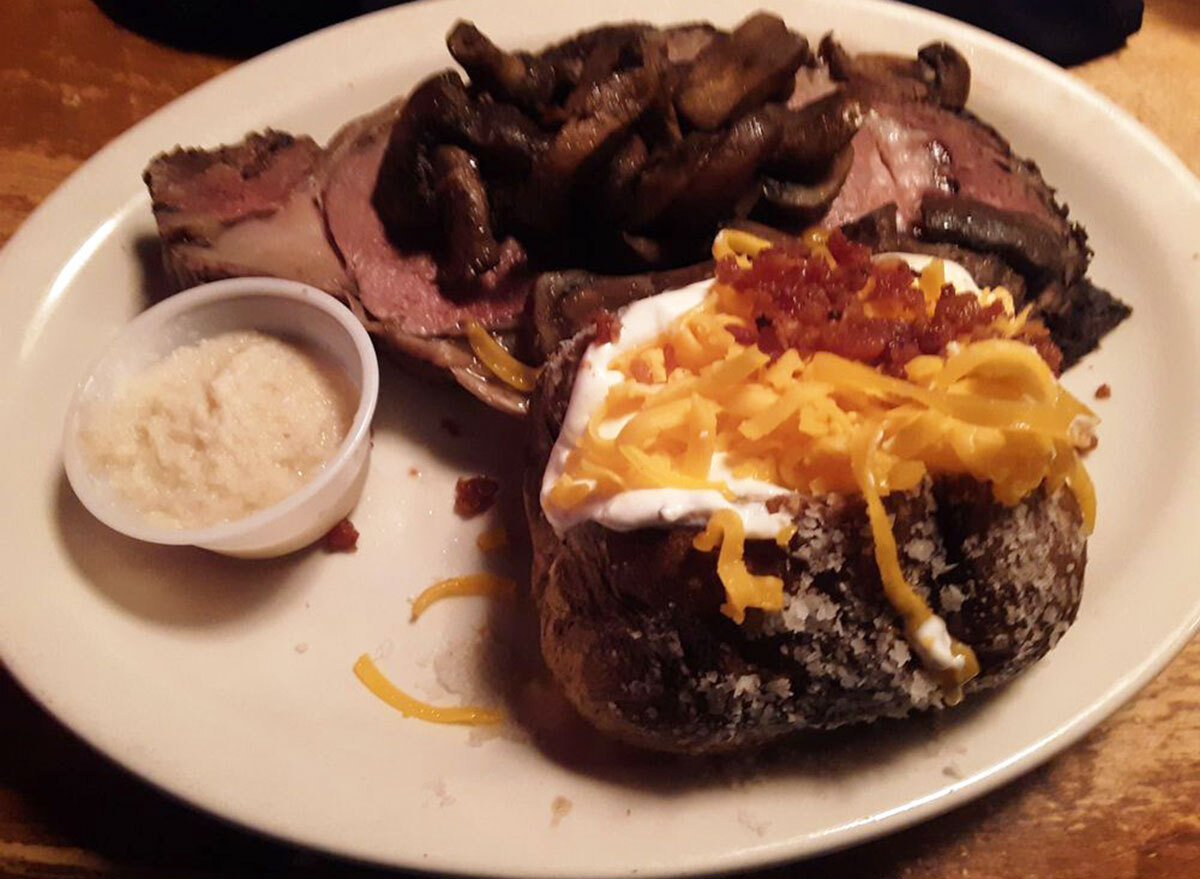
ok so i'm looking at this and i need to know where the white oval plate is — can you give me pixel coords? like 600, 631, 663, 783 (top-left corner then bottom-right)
2, 1, 1198, 876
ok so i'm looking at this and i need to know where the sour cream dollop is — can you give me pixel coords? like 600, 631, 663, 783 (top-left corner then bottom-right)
541, 279, 792, 538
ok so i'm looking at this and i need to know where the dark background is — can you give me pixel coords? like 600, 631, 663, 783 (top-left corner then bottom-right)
94, 0, 1143, 64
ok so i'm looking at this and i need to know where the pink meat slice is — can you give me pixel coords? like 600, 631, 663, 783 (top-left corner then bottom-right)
145, 131, 353, 294
146, 132, 322, 238
321, 128, 529, 336
788, 65, 838, 108
823, 101, 1070, 234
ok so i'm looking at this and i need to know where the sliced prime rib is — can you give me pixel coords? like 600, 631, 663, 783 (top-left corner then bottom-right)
144, 101, 532, 415
144, 131, 352, 296
143, 23, 1129, 421
320, 101, 530, 336
811, 36, 1129, 366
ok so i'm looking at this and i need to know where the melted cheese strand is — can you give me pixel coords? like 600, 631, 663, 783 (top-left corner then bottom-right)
851, 424, 981, 698
713, 228, 774, 267
353, 654, 503, 726
410, 573, 517, 621
693, 510, 784, 623
465, 320, 538, 392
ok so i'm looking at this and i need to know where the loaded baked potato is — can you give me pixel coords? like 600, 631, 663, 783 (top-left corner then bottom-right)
523, 229, 1093, 754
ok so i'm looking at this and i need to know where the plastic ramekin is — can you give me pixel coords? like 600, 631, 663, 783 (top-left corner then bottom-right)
62, 278, 379, 558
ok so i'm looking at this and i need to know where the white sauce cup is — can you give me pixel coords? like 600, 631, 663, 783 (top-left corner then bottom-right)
62, 278, 379, 558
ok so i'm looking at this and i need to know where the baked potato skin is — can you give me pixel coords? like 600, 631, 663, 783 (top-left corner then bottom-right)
525, 330, 1087, 754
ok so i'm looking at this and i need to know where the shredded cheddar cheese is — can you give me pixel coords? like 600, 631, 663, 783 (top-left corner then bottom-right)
356, 572, 517, 728
694, 510, 784, 623
851, 422, 980, 699
353, 654, 502, 725
544, 229, 1097, 692
465, 320, 539, 392
410, 573, 517, 621
712, 228, 775, 267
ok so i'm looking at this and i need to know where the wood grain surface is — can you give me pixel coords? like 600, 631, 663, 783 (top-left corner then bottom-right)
2, 1, 1197, 876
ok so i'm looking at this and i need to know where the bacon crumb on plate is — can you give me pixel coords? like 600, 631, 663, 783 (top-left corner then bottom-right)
323, 518, 359, 552
455, 476, 500, 517
1095, 383, 1111, 399
591, 310, 622, 346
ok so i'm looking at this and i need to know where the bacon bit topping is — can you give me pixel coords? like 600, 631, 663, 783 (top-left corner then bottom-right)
726, 324, 758, 346
1014, 318, 1063, 375
630, 358, 655, 384
764, 495, 791, 514
662, 342, 679, 373
440, 417, 462, 437
591, 310, 621, 345
714, 229, 1063, 375
1095, 383, 1112, 399
454, 476, 500, 517
323, 518, 359, 552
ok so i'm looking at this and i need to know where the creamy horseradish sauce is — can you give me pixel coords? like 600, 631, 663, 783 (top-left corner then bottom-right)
81, 330, 356, 529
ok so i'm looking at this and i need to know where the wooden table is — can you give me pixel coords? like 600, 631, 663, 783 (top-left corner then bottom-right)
2, 1, 1197, 876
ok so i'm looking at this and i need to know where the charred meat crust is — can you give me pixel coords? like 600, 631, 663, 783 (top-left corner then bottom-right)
525, 331, 1087, 754
144, 130, 353, 297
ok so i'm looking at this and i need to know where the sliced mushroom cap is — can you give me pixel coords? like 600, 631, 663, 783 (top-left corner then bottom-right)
374, 71, 550, 241
917, 42, 971, 111
627, 109, 782, 234
431, 145, 503, 283
446, 20, 558, 116
757, 143, 855, 223
818, 35, 971, 110
372, 72, 462, 242
538, 23, 658, 85
460, 100, 548, 177
676, 13, 809, 131
574, 133, 642, 227
766, 90, 863, 176
919, 194, 1069, 284
819, 34, 927, 101
529, 263, 714, 357
514, 58, 666, 233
